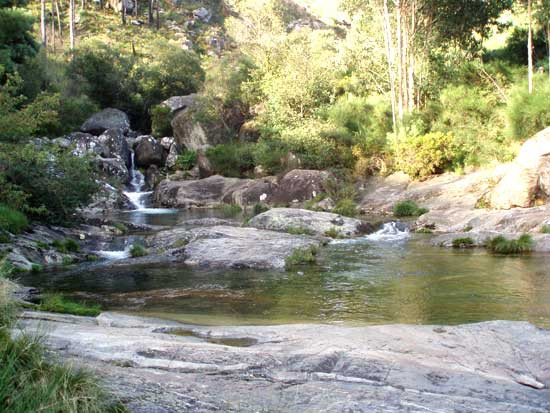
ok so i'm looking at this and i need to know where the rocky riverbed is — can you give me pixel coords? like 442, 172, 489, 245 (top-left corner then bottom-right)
17, 311, 550, 413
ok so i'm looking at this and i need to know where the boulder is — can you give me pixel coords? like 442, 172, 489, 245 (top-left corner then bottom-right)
148, 225, 323, 269
81, 108, 130, 135
165, 143, 182, 170
134, 136, 164, 168
160, 137, 175, 151
490, 127, 550, 209
171, 109, 225, 151
145, 165, 161, 189
94, 157, 129, 182
196, 151, 214, 178
98, 128, 131, 168
273, 169, 331, 204
161, 94, 197, 114
69, 132, 103, 157
52, 137, 71, 148
154, 175, 253, 208
193, 7, 211, 22
249, 208, 370, 237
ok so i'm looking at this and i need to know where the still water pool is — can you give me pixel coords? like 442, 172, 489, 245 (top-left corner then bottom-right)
21, 227, 550, 327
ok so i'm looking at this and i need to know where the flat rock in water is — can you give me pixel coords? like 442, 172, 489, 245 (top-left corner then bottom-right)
249, 208, 371, 237
16, 312, 550, 413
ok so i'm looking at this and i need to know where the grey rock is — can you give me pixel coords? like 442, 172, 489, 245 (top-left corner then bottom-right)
134, 135, 164, 168
192, 7, 211, 22
69, 132, 103, 157
161, 94, 197, 114
81, 108, 130, 135
94, 156, 129, 181
171, 108, 225, 151
249, 208, 369, 237
274, 169, 331, 204
159, 137, 175, 151
17, 312, 550, 413
165, 143, 181, 170
52, 137, 71, 148
97, 128, 131, 168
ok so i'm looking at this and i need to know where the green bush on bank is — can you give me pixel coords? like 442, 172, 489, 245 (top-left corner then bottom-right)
38, 294, 101, 317
207, 143, 255, 177
485, 234, 534, 254
393, 201, 429, 217
0, 205, 28, 235
507, 77, 550, 141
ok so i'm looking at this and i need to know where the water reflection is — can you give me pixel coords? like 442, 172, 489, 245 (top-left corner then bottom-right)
20, 236, 550, 327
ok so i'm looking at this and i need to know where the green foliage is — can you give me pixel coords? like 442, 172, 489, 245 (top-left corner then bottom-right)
393, 201, 429, 217
541, 225, 550, 234
220, 203, 243, 217
130, 244, 148, 258
324, 228, 344, 239
0, 8, 38, 79
0, 145, 99, 224
485, 234, 534, 254
150, 104, 172, 138
207, 143, 255, 177
252, 203, 270, 216
332, 199, 358, 217
286, 226, 315, 236
507, 77, 550, 140
251, 138, 288, 175
39, 294, 101, 317
324, 177, 357, 203
175, 150, 197, 171
285, 246, 318, 268
391, 131, 456, 178
452, 237, 475, 248
0, 204, 28, 234
62, 256, 74, 266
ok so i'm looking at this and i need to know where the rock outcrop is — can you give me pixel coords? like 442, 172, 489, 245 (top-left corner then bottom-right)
134, 135, 164, 168
97, 128, 131, 168
490, 127, 550, 209
18, 312, 550, 413
80, 108, 130, 135
171, 108, 225, 151
249, 208, 371, 237
273, 169, 330, 203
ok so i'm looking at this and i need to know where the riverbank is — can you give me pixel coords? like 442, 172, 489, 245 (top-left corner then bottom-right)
17, 310, 550, 413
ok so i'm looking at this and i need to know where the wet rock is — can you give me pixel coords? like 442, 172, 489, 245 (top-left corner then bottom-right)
145, 165, 161, 190
249, 208, 370, 237
81, 108, 130, 135
134, 135, 164, 167
97, 128, 131, 168
490, 127, 550, 209
161, 94, 197, 114
273, 169, 331, 204
94, 157, 129, 182
17, 313, 550, 413
159, 137, 175, 151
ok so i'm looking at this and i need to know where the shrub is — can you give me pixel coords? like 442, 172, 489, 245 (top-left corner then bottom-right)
452, 237, 474, 248
51, 239, 79, 253
485, 234, 534, 254
252, 138, 289, 175
332, 199, 358, 217
62, 256, 74, 266
150, 104, 173, 138
0, 204, 28, 234
252, 203, 269, 216
0, 145, 99, 224
130, 244, 148, 258
391, 131, 456, 178
393, 201, 429, 217
507, 77, 550, 141
38, 294, 101, 317
220, 204, 243, 217
285, 246, 318, 267
541, 225, 550, 234
207, 143, 255, 177
175, 151, 197, 171
324, 228, 343, 239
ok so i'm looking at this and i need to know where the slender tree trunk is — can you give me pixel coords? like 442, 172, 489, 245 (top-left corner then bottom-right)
51, 0, 56, 52
528, 0, 534, 93
382, 0, 397, 131
69, 0, 75, 50
81, 0, 84, 9
155, 0, 160, 29
55, 0, 63, 45
396, 0, 404, 121
408, 0, 416, 111
148, 0, 153, 26
41, 0, 47, 48
134, 0, 138, 16
122, 0, 126, 25
548, 18, 550, 82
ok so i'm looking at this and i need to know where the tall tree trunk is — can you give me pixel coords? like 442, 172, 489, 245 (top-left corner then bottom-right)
548, 18, 550, 82
51, 0, 56, 52
528, 0, 534, 93
122, 0, 126, 25
41, 0, 47, 48
55, 0, 63, 45
81, 0, 84, 9
155, 0, 160, 29
69, 0, 75, 50
148, 0, 153, 26
396, 0, 404, 121
382, 0, 397, 131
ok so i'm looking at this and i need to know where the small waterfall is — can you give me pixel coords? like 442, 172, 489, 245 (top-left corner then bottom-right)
365, 222, 409, 242
123, 152, 153, 210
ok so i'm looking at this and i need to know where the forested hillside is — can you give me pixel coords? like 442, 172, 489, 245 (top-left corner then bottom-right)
1, 0, 550, 227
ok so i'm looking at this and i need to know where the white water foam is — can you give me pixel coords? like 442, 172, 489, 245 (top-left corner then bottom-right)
95, 248, 130, 260
332, 222, 409, 245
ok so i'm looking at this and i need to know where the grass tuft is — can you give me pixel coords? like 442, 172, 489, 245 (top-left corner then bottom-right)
285, 246, 318, 268
393, 201, 429, 217
541, 225, 550, 234
485, 234, 534, 254
332, 199, 358, 217
219, 204, 243, 217
324, 228, 344, 239
130, 244, 148, 258
39, 294, 102, 317
286, 226, 315, 236
452, 237, 474, 248
0, 204, 28, 235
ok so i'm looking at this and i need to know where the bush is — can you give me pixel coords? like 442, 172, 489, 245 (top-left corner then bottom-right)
0, 145, 98, 224
324, 228, 344, 239
285, 246, 318, 268
175, 151, 197, 171
207, 143, 255, 177
507, 77, 550, 141
220, 204, 243, 217
541, 225, 550, 234
38, 294, 101, 317
0, 204, 28, 234
252, 203, 270, 216
452, 237, 474, 248
332, 199, 358, 217
150, 104, 173, 138
485, 234, 534, 254
391, 131, 456, 178
130, 244, 148, 258
393, 201, 429, 217
252, 138, 289, 175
